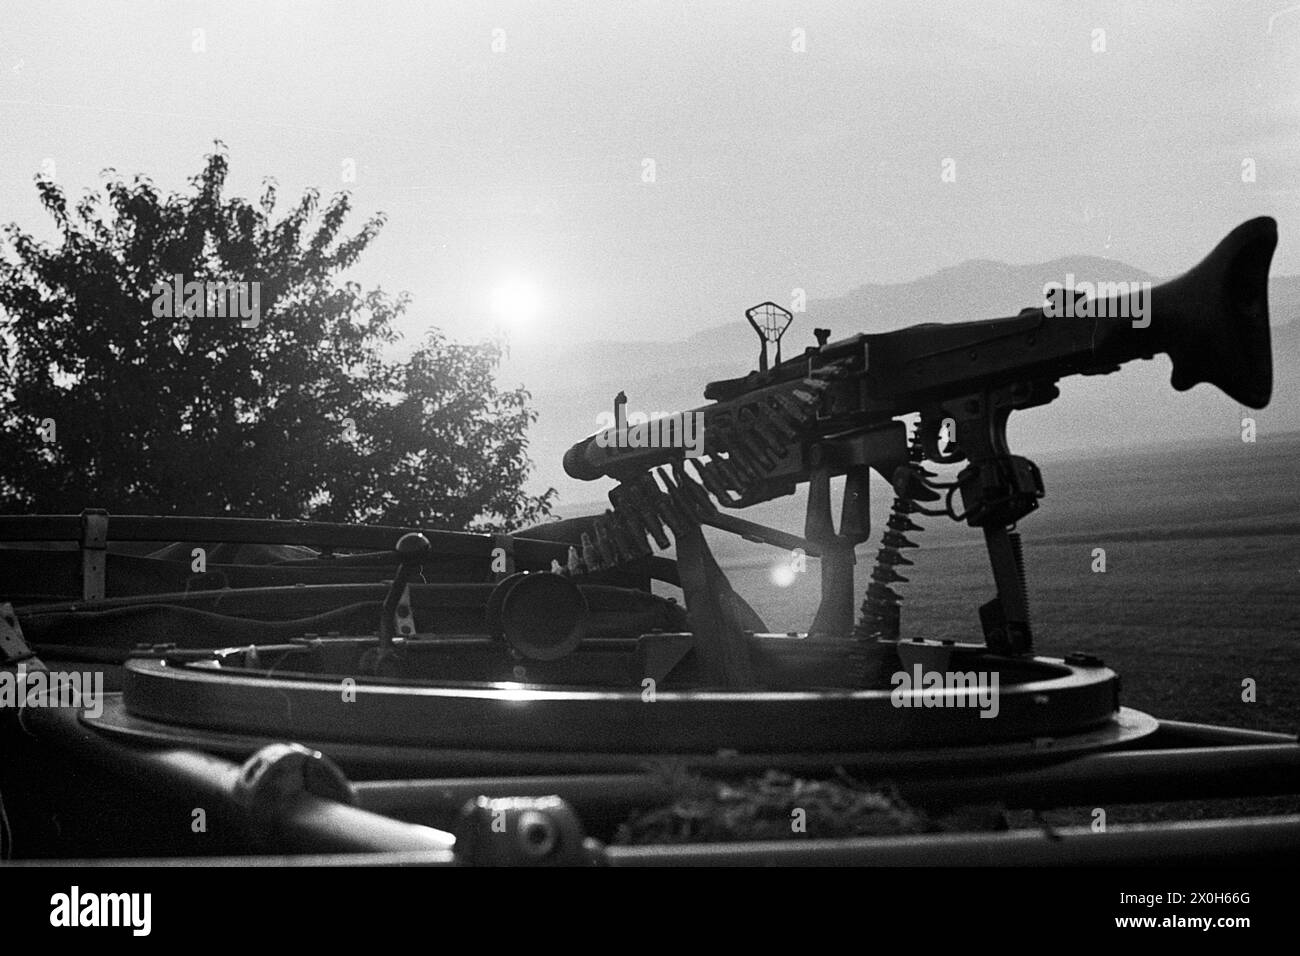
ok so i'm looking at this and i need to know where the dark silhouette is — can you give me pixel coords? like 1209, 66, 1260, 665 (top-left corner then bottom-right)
0, 144, 554, 531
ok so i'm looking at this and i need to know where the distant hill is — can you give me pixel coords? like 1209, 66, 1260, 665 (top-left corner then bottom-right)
502, 258, 1299, 509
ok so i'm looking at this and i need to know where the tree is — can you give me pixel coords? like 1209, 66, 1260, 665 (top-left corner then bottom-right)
0, 143, 554, 531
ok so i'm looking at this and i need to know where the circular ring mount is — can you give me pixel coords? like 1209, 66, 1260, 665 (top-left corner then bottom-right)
115, 651, 1126, 756
89, 694, 1158, 780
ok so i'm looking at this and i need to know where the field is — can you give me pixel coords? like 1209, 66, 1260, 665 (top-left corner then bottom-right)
637, 430, 1300, 825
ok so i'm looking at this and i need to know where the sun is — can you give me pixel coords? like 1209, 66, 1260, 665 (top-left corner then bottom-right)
490, 278, 542, 330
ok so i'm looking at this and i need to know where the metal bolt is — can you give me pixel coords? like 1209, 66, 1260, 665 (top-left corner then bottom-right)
516, 810, 558, 858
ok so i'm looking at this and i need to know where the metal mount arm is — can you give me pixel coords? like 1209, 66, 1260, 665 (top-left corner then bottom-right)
803, 425, 913, 638
924, 383, 1050, 655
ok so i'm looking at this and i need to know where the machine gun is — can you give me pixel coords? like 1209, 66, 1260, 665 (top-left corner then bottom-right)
561, 218, 1277, 669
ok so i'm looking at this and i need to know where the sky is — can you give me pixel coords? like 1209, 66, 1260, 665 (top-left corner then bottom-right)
2, 1, 1297, 350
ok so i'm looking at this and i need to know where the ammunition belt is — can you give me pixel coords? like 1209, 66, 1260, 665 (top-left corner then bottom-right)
552, 377, 831, 575
853, 425, 927, 641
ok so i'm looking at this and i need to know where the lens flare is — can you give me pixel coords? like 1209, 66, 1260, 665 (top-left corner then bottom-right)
770, 562, 797, 588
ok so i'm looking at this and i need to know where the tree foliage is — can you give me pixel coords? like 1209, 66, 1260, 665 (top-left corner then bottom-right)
0, 144, 554, 531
